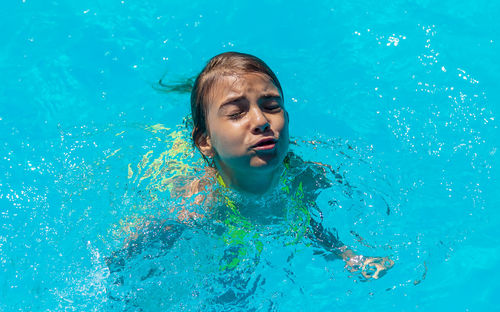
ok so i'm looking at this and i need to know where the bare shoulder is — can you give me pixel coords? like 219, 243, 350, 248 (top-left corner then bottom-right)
169, 166, 217, 199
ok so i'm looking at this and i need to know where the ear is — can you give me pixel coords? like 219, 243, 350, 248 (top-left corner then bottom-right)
195, 131, 214, 157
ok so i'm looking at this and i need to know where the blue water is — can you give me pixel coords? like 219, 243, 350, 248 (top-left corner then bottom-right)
1, 0, 499, 311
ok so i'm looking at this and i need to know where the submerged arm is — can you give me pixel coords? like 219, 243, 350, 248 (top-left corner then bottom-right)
106, 220, 186, 277
297, 156, 394, 279
308, 217, 393, 279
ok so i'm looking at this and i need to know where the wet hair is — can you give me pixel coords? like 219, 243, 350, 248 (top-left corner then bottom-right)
190, 52, 283, 163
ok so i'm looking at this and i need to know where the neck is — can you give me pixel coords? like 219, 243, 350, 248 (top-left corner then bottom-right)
215, 161, 283, 195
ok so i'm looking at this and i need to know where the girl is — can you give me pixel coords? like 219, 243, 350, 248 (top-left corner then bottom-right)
106, 53, 393, 306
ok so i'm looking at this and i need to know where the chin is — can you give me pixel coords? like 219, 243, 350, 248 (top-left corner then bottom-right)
250, 153, 284, 170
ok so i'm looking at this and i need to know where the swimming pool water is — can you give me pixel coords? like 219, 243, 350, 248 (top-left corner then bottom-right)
1, 0, 499, 311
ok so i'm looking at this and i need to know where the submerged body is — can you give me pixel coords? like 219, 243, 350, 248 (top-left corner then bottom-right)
107, 151, 391, 275
106, 152, 336, 306
105, 52, 393, 308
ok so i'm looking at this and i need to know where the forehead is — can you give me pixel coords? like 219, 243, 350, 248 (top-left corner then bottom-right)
207, 72, 280, 105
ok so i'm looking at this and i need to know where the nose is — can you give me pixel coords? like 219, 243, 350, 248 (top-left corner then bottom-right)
251, 107, 270, 133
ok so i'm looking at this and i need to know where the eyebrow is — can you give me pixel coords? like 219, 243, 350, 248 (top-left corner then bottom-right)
220, 93, 281, 106
260, 94, 282, 100
220, 95, 246, 108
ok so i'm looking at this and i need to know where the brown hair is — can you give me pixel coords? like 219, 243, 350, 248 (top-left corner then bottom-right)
190, 52, 283, 163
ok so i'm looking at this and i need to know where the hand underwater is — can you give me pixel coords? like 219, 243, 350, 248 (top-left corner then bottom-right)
345, 255, 394, 280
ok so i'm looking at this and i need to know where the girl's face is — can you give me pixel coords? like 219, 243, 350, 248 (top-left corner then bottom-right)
199, 72, 289, 179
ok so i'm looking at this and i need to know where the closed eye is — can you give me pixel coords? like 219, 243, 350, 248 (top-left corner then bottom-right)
262, 98, 282, 111
227, 110, 245, 119
265, 102, 281, 109
220, 101, 248, 120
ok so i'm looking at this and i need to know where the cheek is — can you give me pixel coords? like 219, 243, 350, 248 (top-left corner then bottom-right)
206, 113, 236, 154
210, 123, 247, 156
275, 114, 288, 135
278, 115, 290, 150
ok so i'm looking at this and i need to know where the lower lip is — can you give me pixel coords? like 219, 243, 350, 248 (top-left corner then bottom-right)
253, 143, 276, 151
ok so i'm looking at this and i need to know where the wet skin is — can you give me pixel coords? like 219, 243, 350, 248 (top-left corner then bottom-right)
196, 73, 289, 194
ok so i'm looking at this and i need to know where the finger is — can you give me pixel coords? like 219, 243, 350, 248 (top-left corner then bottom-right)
380, 257, 394, 269
386, 259, 395, 269
371, 263, 386, 279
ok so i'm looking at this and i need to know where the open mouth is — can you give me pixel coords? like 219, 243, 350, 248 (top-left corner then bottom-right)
253, 138, 277, 150
255, 139, 275, 147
